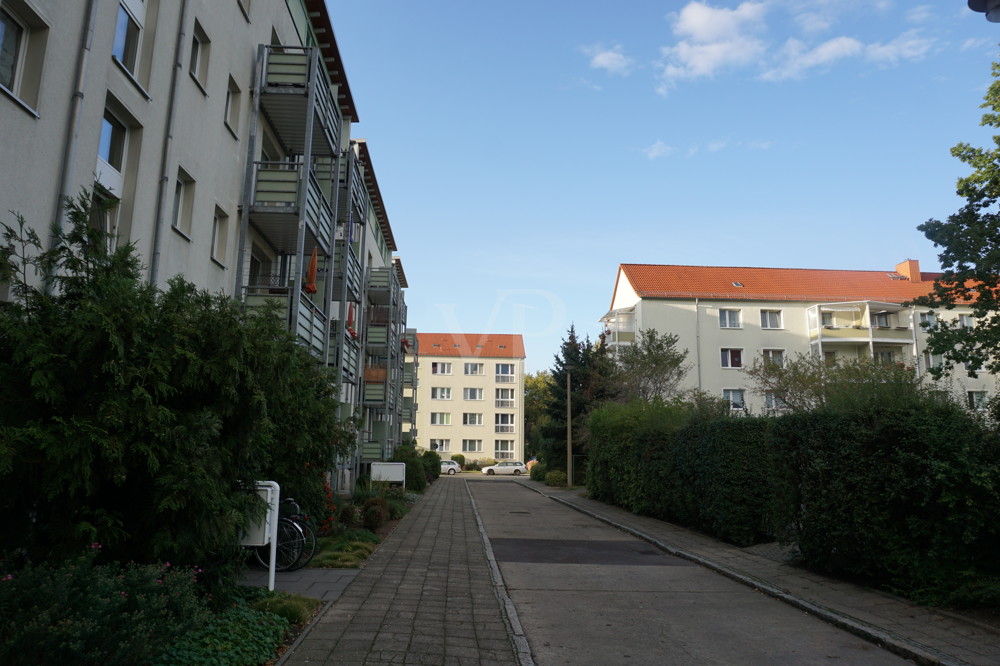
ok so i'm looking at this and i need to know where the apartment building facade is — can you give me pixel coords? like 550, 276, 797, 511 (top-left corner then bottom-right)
413, 334, 526, 464
601, 260, 996, 413
0, 0, 410, 490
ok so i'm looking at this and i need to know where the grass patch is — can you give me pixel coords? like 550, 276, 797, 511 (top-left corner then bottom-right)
310, 529, 381, 568
249, 591, 320, 625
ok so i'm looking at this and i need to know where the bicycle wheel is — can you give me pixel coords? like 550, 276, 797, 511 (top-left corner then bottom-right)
289, 519, 317, 571
254, 518, 304, 571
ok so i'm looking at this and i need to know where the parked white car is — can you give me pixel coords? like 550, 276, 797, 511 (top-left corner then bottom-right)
441, 460, 462, 475
481, 461, 527, 476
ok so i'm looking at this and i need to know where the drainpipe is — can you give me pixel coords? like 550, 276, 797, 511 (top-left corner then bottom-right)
149, 0, 191, 285
694, 298, 702, 391
50, 0, 100, 266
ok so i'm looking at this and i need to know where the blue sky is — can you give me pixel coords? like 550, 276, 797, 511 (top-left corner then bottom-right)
328, 1, 1000, 373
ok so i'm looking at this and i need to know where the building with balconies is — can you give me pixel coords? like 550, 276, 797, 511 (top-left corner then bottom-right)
0, 0, 411, 492
601, 260, 997, 412
414, 333, 526, 464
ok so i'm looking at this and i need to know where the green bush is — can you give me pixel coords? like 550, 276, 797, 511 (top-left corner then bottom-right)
0, 548, 209, 665
386, 498, 410, 520
465, 459, 483, 472
149, 601, 288, 665
529, 462, 547, 481
337, 503, 359, 528
390, 445, 427, 492
545, 470, 567, 487
362, 497, 389, 531
451, 454, 466, 468
422, 450, 442, 481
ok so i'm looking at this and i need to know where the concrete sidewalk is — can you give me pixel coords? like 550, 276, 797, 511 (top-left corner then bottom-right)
276, 476, 1000, 665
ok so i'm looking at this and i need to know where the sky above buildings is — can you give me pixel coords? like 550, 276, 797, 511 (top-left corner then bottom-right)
329, 1, 1000, 373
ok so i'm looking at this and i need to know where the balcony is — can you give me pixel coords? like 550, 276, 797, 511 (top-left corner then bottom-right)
495, 399, 515, 408
243, 278, 326, 358
331, 321, 361, 383
496, 374, 515, 384
248, 161, 333, 254
495, 425, 515, 434
258, 45, 341, 158
333, 241, 363, 302
368, 266, 400, 306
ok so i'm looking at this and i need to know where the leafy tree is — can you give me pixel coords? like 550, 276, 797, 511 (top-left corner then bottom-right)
538, 326, 615, 473
0, 193, 353, 587
607, 328, 689, 402
742, 353, 944, 414
912, 61, 1000, 378
523, 370, 553, 459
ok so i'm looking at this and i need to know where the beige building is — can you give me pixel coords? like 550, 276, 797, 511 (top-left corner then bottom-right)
601, 260, 996, 413
0, 0, 410, 491
413, 334, 526, 464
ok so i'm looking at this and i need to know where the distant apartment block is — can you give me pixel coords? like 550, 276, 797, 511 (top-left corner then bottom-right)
601, 260, 996, 413
413, 334, 526, 464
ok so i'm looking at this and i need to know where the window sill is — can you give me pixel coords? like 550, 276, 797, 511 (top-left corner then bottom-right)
237, 0, 251, 22
211, 256, 227, 270
224, 120, 240, 141
171, 225, 193, 242
112, 57, 152, 101
0, 84, 40, 118
189, 71, 209, 97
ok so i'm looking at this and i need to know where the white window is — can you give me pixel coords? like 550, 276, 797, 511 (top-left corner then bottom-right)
96, 107, 128, 196
764, 391, 787, 410
0, 9, 23, 92
874, 350, 895, 365
762, 349, 784, 367
721, 348, 742, 369
430, 412, 451, 426
189, 20, 210, 90
462, 439, 483, 453
719, 309, 741, 328
919, 312, 936, 328
211, 206, 228, 265
495, 440, 514, 460
760, 310, 782, 329
429, 439, 450, 452
820, 312, 834, 327
112, 4, 141, 75
870, 312, 891, 328
968, 391, 988, 410
495, 413, 515, 433
464, 362, 484, 375
723, 389, 745, 410
430, 387, 451, 400
496, 363, 515, 383
224, 75, 241, 135
922, 351, 942, 370
959, 315, 975, 329
463, 387, 483, 401
495, 387, 514, 408
171, 168, 195, 237
462, 413, 483, 426
431, 362, 452, 375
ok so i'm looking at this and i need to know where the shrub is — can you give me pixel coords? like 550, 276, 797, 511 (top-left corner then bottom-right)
451, 454, 466, 468
353, 477, 389, 505
386, 499, 409, 520
465, 459, 483, 472
337, 503, 359, 528
362, 497, 389, 531
545, 470, 568, 487
149, 601, 288, 665
0, 548, 209, 665
529, 462, 547, 481
390, 445, 427, 492
422, 450, 441, 481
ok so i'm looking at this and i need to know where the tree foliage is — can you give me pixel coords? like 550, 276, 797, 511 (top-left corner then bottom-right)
607, 328, 689, 403
0, 193, 354, 585
522, 370, 553, 459
913, 61, 1000, 377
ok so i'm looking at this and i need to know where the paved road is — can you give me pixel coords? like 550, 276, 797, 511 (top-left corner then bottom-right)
468, 477, 908, 665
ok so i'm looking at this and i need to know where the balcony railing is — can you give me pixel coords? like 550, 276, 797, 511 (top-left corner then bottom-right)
259, 45, 341, 157
495, 399, 515, 408
296, 298, 327, 358
496, 375, 515, 384
494, 425, 515, 434
250, 160, 334, 252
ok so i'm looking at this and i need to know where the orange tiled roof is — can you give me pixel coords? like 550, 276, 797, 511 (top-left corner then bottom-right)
618, 263, 949, 305
415, 333, 525, 359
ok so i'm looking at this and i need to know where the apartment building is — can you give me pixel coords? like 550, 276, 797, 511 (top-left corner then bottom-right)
0, 0, 410, 490
600, 260, 996, 413
413, 334, 526, 464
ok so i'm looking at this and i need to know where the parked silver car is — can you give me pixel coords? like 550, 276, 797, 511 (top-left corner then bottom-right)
441, 460, 462, 475
481, 461, 527, 476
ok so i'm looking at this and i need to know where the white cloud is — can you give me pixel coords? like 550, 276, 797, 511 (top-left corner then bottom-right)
865, 30, 934, 65
643, 140, 675, 160
762, 35, 863, 80
707, 140, 728, 152
582, 44, 635, 76
657, 1, 769, 93
905, 5, 933, 23
962, 37, 993, 52
747, 140, 773, 150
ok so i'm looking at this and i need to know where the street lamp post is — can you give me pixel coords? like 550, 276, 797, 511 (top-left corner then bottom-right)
970, 0, 1000, 22
566, 371, 572, 486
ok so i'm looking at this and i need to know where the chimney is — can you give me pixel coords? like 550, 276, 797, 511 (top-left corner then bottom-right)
895, 259, 920, 282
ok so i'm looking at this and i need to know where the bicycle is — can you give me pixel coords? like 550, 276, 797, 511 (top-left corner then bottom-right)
253, 497, 317, 572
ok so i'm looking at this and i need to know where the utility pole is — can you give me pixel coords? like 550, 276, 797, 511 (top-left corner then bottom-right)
566, 371, 572, 486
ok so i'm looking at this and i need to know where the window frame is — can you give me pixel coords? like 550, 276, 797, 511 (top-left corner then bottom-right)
0, 7, 24, 93
188, 20, 210, 93
462, 412, 483, 426
211, 205, 229, 267
720, 348, 743, 369
763, 391, 787, 410
462, 387, 483, 401
762, 348, 784, 367
171, 167, 195, 239
111, 3, 142, 76
430, 387, 452, 401
967, 391, 988, 411
461, 439, 483, 453
224, 75, 241, 138
431, 362, 452, 375
722, 388, 745, 410
464, 362, 484, 375
494, 440, 514, 460
719, 309, 741, 329
0, 2, 48, 116
430, 412, 451, 426
760, 309, 782, 329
